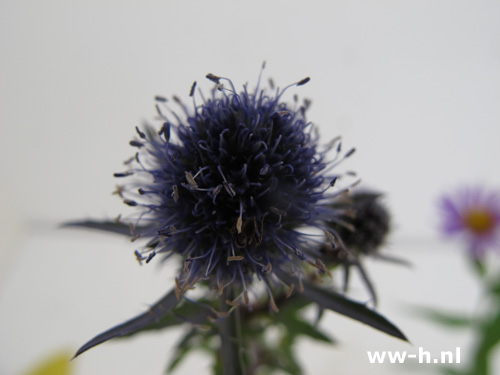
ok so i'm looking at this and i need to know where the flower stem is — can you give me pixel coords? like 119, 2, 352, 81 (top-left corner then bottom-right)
217, 288, 245, 375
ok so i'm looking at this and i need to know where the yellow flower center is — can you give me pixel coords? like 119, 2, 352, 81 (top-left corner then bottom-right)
463, 209, 495, 234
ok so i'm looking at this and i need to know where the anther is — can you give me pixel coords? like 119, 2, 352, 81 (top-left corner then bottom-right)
135, 126, 146, 139
189, 81, 197, 97
236, 216, 243, 234
129, 140, 144, 148
134, 250, 145, 265
114, 171, 133, 178
213, 184, 222, 196
185, 171, 198, 187
263, 262, 272, 274
223, 182, 236, 198
154, 96, 167, 102
145, 252, 156, 264
345, 148, 356, 158
296, 77, 311, 86
159, 122, 170, 142
124, 199, 137, 206
227, 255, 245, 261
206, 73, 221, 84
172, 185, 179, 202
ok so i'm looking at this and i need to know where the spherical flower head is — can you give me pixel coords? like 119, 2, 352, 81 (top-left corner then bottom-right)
325, 191, 390, 264
439, 186, 500, 259
115, 70, 355, 303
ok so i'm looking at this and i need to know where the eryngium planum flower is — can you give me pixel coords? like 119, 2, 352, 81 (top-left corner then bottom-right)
324, 191, 390, 264
114, 70, 355, 305
71, 68, 408, 363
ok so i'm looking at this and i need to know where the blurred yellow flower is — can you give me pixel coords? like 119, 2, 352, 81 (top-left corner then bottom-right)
24, 351, 73, 375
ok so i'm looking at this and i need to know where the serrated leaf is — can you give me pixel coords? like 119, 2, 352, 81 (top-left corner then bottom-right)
73, 288, 179, 358
276, 270, 407, 342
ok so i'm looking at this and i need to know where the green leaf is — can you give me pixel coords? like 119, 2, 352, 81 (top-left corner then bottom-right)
73, 288, 179, 358
471, 258, 486, 278
275, 346, 303, 375
414, 307, 474, 328
276, 270, 408, 342
471, 306, 500, 375
166, 328, 198, 373
489, 276, 500, 298
284, 317, 334, 343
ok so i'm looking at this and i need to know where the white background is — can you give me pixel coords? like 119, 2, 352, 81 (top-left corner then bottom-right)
1, 1, 500, 374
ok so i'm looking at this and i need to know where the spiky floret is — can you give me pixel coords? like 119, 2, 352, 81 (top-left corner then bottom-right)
323, 191, 390, 263
115, 70, 355, 304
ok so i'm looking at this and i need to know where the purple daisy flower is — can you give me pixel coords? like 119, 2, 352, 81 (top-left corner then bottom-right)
439, 186, 500, 258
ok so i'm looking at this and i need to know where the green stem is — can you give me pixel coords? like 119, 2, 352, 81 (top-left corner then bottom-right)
217, 288, 245, 375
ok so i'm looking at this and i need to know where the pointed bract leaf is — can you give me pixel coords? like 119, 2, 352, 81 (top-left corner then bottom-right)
73, 289, 179, 358
301, 279, 407, 341
62, 220, 135, 236
373, 253, 412, 267
354, 260, 378, 306
275, 269, 407, 341
118, 300, 213, 338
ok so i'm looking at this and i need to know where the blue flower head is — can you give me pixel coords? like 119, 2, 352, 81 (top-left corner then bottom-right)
71, 67, 408, 362
114, 67, 355, 305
